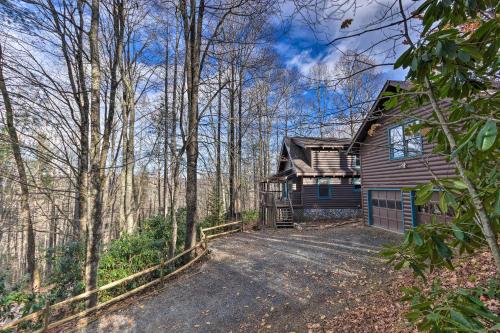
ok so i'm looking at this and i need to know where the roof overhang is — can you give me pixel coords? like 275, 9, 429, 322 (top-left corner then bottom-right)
347, 80, 410, 154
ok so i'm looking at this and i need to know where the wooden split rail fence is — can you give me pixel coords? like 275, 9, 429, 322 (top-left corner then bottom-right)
0, 221, 244, 333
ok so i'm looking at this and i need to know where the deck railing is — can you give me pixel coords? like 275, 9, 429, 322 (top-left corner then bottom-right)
1, 221, 243, 333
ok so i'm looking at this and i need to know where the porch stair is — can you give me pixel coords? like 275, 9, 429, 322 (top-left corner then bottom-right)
275, 207, 294, 228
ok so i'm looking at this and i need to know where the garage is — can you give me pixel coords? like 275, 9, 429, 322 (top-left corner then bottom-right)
369, 190, 403, 232
416, 192, 453, 226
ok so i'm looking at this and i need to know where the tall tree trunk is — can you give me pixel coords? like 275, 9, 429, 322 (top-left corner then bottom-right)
0, 44, 40, 292
125, 77, 136, 234
85, 0, 103, 307
119, 106, 129, 231
85, 0, 123, 307
216, 68, 222, 220
46, 203, 56, 278
258, 105, 263, 181
74, 0, 90, 243
236, 69, 243, 219
120, 69, 136, 234
168, 21, 180, 258
163, 35, 170, 221
228, 63, 236, 220
181, 0, 205, 251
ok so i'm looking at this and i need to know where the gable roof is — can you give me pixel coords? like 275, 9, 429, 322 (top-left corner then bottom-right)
275, 136, 358, 178
347, 80, 411, 153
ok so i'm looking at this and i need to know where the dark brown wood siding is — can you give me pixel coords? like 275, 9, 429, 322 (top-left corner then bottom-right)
300, 176, 361, 209
360, 104, 454, 187
359, 103, 455, 230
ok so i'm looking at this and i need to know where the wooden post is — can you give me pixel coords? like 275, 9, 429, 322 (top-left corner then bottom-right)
42, 298, 50, 332
160, 256, 165, 282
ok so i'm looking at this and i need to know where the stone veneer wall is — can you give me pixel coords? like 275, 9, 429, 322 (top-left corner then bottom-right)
294, 208, 362, 222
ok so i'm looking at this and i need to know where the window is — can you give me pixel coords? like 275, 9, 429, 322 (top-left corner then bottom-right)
387, 200, 396, 209
317, 178, 331, 199
352, 177, 361, 192
352, 155, 361, 169
374, 197, 402, 210
389, 121, 423, 159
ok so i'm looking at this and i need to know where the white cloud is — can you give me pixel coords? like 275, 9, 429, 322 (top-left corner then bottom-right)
281, 0, 421, 80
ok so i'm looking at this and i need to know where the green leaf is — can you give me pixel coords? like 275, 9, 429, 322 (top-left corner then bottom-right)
444, 191, 457, 208
433, 236, 452, 259
452, 180, 467, 190
450, 309, 474, 328
411, 56, 419, 71
436, 40, 444, 57
450, 127, 477, 158
460, 46, 482, 60
476, 120, 497, 151
452, 224, 465, 241
395, 260, 405, 270
457, 50, 470, 63
426, 312, 440, 322
460, 304, 500, 322
414, 232, 424, 246
394, 48, 412, 69
439, 192, 448, 214
409, 263, 426, 280
406, 310, 423, 321
415, 183, 434, 205
384, 96, 398, 109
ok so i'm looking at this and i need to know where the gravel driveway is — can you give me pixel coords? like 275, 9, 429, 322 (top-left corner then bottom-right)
77, 224, 402, 333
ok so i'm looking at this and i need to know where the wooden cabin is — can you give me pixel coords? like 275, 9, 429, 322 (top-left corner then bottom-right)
259, 137, 362, 228
347, 80, 455, 233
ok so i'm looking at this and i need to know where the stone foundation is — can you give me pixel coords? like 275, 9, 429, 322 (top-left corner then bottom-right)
294, 208, 362, 222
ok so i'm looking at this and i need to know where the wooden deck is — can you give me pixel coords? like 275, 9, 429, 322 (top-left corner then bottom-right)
259, 181, 302, 228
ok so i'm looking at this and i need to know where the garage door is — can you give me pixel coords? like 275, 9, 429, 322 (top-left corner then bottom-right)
370, 190, 403, 232
416, 192, 453, 226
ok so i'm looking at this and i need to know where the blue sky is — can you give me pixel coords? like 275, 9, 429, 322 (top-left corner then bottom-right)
271, 0, 418, 82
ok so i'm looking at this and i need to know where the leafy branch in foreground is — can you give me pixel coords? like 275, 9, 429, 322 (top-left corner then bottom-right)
383, 0, 499, 272
402, 279, 499, 332
380, 0, 499, 331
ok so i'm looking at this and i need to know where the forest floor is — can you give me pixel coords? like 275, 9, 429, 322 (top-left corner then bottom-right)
69, 222, 403, 333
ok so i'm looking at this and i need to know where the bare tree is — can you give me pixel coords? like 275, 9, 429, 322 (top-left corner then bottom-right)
0, 43, 40, 292
332, 50, 382, 138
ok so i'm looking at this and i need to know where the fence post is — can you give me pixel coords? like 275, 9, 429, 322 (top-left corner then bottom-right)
42, 298, 50, 332
160, 257, 165, 282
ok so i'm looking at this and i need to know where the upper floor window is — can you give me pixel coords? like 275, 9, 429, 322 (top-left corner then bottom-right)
351, 177, 361, 192
352, 155, 361, 169
317, 178, 332, 199
389, 121, 423, 160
